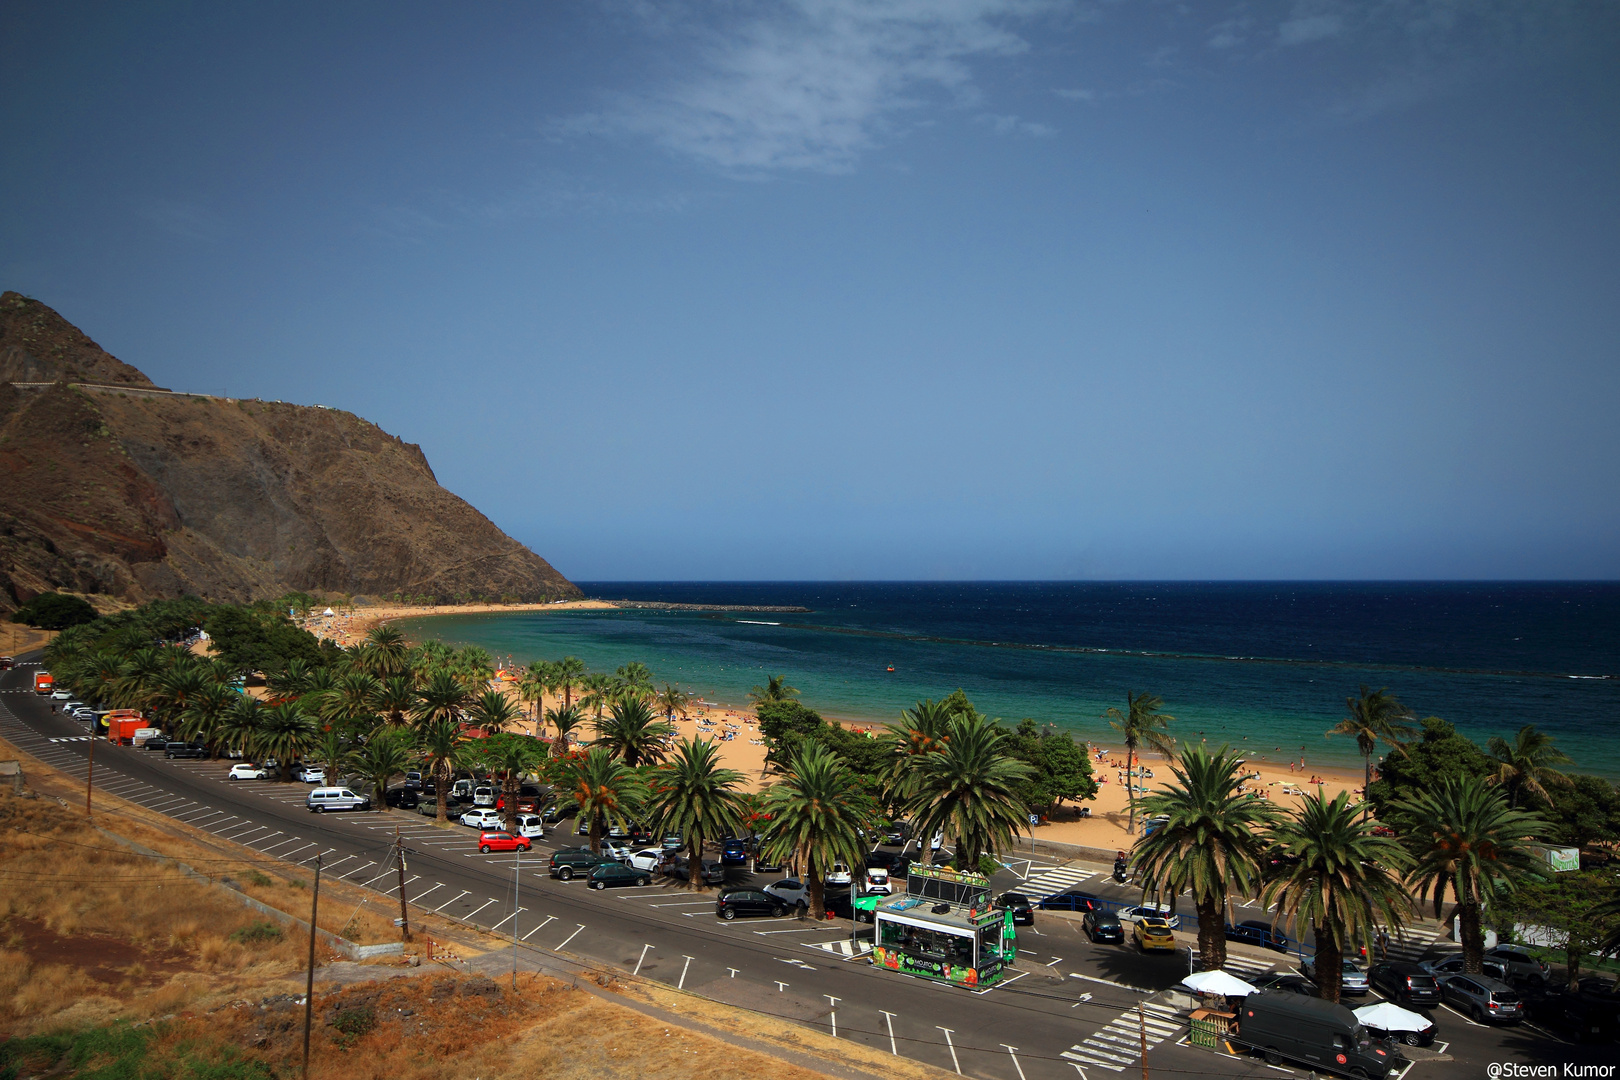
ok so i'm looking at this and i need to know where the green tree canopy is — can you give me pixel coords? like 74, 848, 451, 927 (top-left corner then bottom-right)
1004, 719, 1097, 816
1365, 717, 1493, 819
204, 606, 336, 676
755, 699, 827, 770
11, 592, 98, 629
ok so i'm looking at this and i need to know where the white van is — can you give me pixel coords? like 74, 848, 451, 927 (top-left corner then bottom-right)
306, 787, 371, 813
131, 727, 166, 747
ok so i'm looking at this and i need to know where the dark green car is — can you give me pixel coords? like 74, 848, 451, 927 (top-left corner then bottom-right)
550, 847, 612, 880
587, 862, 652, 890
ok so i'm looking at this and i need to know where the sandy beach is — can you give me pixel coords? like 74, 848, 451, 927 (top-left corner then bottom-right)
303, 601, 1365, 848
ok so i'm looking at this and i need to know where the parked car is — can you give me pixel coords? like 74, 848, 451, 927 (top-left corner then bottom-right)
865, 850, 911, 877
306, 787, 370, 812
513, 813, 544, 839
1249, 973, 1316, 997
478, 831, 532, 854
1133, 917, 1177, 953
753, 853, 785, 873
1082, 909, 1125, 944
164, 741, 207, 759
1483, 946, 1552, 986
549, 847, 610, 880
418, 795, 459, 817
227, 763, 268, 780
1119, 904, 1181, 930
883, 821, 911, 846
824, 861, 853, 885
384, 787, 420, 809
1225, 920, 1290, 952
472, 786, 496, 808
718, 888, 787, 919
994, 892, 1035, 926
71, 708, 96, 722
669, 857, 726, 885
1368, 962, 1442, 1007
404, 771, 424, 789
1524, 985, 1620, 1043
600, 839, 632, 861
1440, 974, 1523, 1024
459, 808, 503, 829
1301, 956, 1370, 995
295, 765, 326, 784
627, 847, 666, 873
51, 688, 72, 700
62, 700, 87, 714
721, 836, 752, 864
1037, 889, 1101, 912
864, 867, 893, 894
660, 832, 684, 851
141, 730, 171, 750
1235, 992, 1397, 1078
1421, 953, 1509, 983
588, 862, 652, 889
822, 887, 883, 922
764, 878, 810, 908
1357, 1010, 1436, 1047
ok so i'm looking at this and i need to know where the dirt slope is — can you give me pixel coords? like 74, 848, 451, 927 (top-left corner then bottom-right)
0, 293, 578, 609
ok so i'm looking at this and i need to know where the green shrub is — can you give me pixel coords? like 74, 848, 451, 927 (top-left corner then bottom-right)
228, 920, 283, 944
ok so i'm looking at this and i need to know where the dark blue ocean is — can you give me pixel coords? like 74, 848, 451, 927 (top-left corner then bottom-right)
397, 582, 1620, 778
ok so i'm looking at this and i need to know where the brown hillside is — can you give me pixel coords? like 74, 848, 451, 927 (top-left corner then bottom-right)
0, 294, 579, 610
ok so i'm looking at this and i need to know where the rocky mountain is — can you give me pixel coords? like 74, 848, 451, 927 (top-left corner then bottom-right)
0, 291, 579, 611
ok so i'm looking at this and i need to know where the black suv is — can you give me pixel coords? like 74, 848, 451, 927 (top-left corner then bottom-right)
549, 847, 611, 880
1038, 889, 1101, 912
995, 892, 1035, 926
164, 741, 207, 759
385, 787, 420, 809
1225, 920, 1290, 952
1369, 961, 1442, 1007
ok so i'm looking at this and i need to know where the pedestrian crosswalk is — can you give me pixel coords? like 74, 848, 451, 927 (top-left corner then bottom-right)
1021, 864, 1097, 898
48, 735, 96, 743
1218, 953, 1282, 978
1061, 1001, 1182, 1072
805, 938, 873, 957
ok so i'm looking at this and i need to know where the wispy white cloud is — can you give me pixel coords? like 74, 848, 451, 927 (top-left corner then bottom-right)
138, 199, 226, 242
559, 0, 1059, 174
985, 113, 1056, 136
1052, 86, 1096, 102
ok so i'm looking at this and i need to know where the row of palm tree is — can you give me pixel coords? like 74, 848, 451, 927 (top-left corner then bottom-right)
1132, 742, 1551, 1001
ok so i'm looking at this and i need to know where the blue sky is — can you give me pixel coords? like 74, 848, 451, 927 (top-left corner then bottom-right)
4, 1, 1618, 581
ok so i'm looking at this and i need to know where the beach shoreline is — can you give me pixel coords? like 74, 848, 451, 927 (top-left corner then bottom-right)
302, 601, 1367, 852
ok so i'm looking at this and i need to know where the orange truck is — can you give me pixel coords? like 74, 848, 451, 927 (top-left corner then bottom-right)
34, 671, 54, 694
105, 711, 147, 744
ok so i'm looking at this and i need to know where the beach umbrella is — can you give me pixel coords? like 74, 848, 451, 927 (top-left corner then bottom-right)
1352, 1002, 1431, 1033
1181, 970, 1258, 996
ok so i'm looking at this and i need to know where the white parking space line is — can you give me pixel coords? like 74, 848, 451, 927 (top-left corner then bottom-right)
433, 890, 471, 914
489, 907, 526, 932
280, 842, 319, 860
246, 831, 287, 849
298, 847, 337, 867
413, 883, 445, 902
324, 854, 359, 872
222, 824, 267, 840
523, 916, 558, 941
466, 899, 499, 923
339, 862, 378, 880
379, 875, 420, 897
554, 924, 586, 951
261, 838, 305, 854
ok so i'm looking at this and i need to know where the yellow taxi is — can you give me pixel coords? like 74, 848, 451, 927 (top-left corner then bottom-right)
1132, 916, 1177, 953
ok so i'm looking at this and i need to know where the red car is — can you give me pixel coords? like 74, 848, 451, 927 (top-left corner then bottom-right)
478, 831, 532, 854
494, 794, 537, 812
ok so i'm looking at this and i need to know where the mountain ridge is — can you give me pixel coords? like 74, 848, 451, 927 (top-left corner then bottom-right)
0, 291, 579, 611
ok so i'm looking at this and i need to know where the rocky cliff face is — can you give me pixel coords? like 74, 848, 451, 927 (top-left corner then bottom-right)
0, 292, 579, 610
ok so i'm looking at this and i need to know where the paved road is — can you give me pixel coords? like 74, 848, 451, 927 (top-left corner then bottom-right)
4, 661, 1607, 1080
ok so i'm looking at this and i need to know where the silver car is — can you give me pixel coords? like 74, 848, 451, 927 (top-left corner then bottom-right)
1301, 956, 1369, 995
764, 878, 810, 907
1483, 946, 1551, 986
1440, 973, 1524, 1024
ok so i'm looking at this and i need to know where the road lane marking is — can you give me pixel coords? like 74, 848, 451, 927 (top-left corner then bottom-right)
937, 1027, 961, 1075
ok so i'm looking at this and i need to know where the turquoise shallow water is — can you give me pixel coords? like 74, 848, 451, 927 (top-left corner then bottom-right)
395, 582, 1620, 778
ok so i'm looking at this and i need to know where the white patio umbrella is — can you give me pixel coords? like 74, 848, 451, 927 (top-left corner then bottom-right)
1352, 1002, 1431, 1033
1182, 970, 1258, 996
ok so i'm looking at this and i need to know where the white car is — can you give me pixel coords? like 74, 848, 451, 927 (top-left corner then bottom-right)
51, 689, 72, 700
825, 861, 853, 885
460, 808, 502, 829
601, 839, 632, 861
864, 867, 893, 894
627, 848, 665, 873
296, 766, 326, 785
1117, 904, 1181, 930
513, 814, 545, 839
472, 785, 496, 807
228, 763, 268, 780
764, 878, 810, 908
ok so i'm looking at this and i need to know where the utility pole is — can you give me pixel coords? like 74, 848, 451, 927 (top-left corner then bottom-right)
86, 730, 95, 817
394, 827, 411, 942
302, 854, 322, 1080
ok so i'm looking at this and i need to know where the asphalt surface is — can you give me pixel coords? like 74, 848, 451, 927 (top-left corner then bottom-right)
3, 659, 1609, 1080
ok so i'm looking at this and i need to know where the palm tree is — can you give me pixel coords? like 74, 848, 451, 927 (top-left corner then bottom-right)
553, 656, 587, 709
1104, 691, 1176, 833
1262, 791, 1413, 1003
417, 719, 470, 823
760, 742, 875, 916
883, 698, 956, 805
484, 735, 549, 833
616, 662, 655, 694
314, 726, 357, 787
546, 704, 585, 749
177, 682, 240, 758
1395, 777, 1549, 974
373, 675, 417, 728
1485, 724, 1573, 808
467, 688, 523, 736
654, 683, 691, 724
1329, 686, 1418, 817
1132, 745, 1280, 970
218, 696, 265, 761
579, 672, 615, 722
900, 712, 1032, 869
266, 658, 312, 701
748, 674, 799, 705
519, 661, 555, 721
595, 695, 675, 767
557, 747, 648, 852
148, 662, 209, 733
355, 728, 413, 810
321, 671, 383, 733
648, 737, 745, 892
357, 624, 411, 678
410, 669, 467, 732
258, 702, 320, 782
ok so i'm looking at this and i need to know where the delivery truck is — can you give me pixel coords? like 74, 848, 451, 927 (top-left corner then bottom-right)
34, 671, 55, 694
105, 711, 148, 745
1234, 991, 1398, 1078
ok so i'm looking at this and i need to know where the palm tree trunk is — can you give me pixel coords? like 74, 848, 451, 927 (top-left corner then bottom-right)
808, 863, 825, 919
436, 763, 449, 823
502, 772, 518, 834
1314, 925, 1343, 1004
1459, 901, 1484, 974
1197, 896, 1225, 971
1125, 743, 1137, 834
687, 834, 704, 893
1363, 752, 1371, 820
